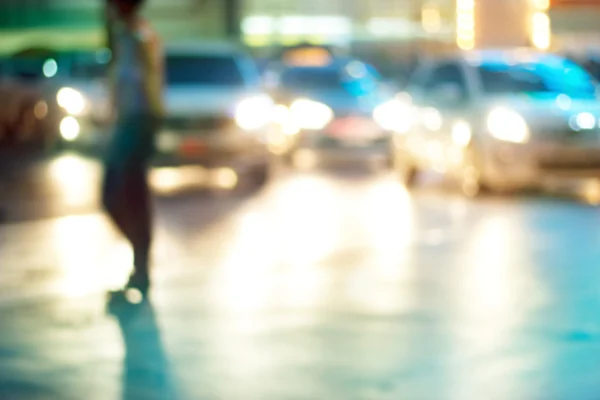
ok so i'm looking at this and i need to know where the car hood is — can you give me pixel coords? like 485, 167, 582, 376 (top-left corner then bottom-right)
482, 93, 600, 138
165, 86, 262, 117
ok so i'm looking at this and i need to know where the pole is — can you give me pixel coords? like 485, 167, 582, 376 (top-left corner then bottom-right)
224, 0, 241, 41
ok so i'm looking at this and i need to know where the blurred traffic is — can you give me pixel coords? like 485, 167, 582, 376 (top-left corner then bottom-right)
5, 0, 600, 397
0, 49, 111, 155
392, 49, 600, 196
5, 40, 600, 198
263, 45, 397, 165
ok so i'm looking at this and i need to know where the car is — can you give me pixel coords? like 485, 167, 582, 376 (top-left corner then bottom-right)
154, 43, 274, 188
0, 53, 66, 156
564, 49, 600, 82
392, 48, 600, 196
0, 49, 111, 156
50, 49, 112, 150
264, 55, 399, 163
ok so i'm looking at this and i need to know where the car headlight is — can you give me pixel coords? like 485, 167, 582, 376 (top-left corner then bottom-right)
289, 98, 334, 130
486, 107, 530, 143
57, 87, 86, 116
235, 94, 274, 131
60, 116, 80, 141
373, 99, 412, 133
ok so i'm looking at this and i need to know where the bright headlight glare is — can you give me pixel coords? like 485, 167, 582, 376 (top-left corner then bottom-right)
57, 87, 86, 116
452, 120, 472, 147
373, 99, 411, 133
289, 98, 334, 130
487, 107, 530, 143
235, 95, 274, 131
60, 116, 80, 141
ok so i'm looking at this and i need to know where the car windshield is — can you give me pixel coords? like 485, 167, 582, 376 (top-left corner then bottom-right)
477, 58, 597, 97
6, 58, 47, 80
280, 68, 344, 90
166, 55, 244, 86
62, 52, 109, 80
68, 60, 107, 80
280, 63, 380, 95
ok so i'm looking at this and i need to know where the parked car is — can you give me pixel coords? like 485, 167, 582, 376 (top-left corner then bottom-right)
392, 48, 600, 196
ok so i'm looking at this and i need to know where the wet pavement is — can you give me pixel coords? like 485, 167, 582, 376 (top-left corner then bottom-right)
2, 153, 600, 399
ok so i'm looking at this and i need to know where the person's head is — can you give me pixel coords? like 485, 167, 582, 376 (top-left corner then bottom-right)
108, 0, 145, 18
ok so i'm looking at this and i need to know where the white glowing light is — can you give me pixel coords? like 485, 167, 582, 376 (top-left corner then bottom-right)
373, 99, 411, 133
577, 112, 596, 130
289, 98, 334, 130
487, 108, 530, 143
556, 94, 572, 110
57, 87, 86, 115
235, 95, 274, 131
60, 117, 80, 141
452, 120, 472, 147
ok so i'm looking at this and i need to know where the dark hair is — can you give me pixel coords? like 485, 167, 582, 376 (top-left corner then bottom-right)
108, 0, 146, 7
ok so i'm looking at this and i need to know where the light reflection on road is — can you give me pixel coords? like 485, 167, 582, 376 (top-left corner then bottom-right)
5, 156, 600, 397
47, 154, 100, 208
50, 215, 132, 297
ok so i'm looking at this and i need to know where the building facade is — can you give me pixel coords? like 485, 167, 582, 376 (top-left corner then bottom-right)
0, 0, 599, 55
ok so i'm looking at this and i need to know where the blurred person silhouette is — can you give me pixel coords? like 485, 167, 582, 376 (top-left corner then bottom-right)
103, 0, 164, 299
108, 298, 177, 399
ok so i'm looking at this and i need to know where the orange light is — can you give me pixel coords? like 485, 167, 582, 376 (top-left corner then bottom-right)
283, 48, 333, 67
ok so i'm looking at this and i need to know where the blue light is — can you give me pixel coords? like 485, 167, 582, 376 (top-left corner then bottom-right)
43, 58, 58, 78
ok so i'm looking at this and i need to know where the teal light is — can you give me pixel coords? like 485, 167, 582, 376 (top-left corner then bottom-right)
43, 58, 58, 78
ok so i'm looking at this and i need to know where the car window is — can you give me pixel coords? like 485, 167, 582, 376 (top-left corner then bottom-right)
424, 63, 468, 92
477, 58, 597, 98
280, 68, 344, 90
236, 55, 262, 87
6, 58, 47, 81
69, 62, 107, 80
0, 59, 9, 77
405, 64, 430, 91
408, 62, 469, 103
165, 55, 245, 86
279, 62, 381, 94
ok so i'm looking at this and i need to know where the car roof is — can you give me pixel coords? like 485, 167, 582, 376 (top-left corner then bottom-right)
278, 57, 366, 71
463, 48, 550, 64
417, 48, 574, 71
166, 42, 248, 57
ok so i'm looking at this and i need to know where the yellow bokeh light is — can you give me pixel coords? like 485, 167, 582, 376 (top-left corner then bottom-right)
456, 0, 475, 50
531, 11, 551, 50
422, 5, 442, 33
532, 0, 550, 11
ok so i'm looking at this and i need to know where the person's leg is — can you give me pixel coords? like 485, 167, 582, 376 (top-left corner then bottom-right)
123, 165, 152, 293
102, 166, 134, 242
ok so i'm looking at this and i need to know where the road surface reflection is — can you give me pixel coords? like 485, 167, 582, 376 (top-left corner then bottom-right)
2, 155, 600, 397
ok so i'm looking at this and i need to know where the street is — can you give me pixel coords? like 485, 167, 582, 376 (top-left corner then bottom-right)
2, 152, 600, 399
